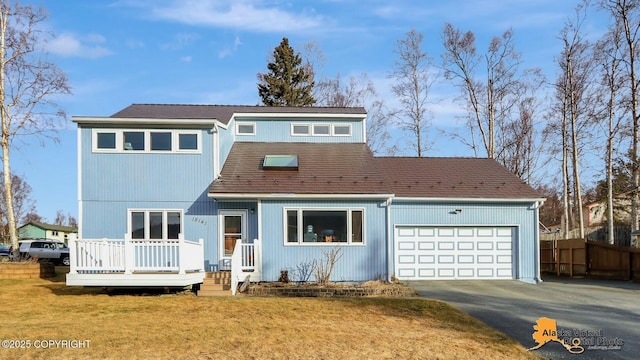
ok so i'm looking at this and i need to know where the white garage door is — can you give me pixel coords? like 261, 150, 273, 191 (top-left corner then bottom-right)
394, 226, 514, 280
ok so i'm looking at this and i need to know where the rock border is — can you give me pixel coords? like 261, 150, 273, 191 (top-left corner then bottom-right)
245, 283, 417, 298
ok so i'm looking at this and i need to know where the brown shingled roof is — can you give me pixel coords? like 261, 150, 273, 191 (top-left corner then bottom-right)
374, 157, 542, 199
209, 144, 542, 200
112, 104, 366, 125
209, 142, 389, 196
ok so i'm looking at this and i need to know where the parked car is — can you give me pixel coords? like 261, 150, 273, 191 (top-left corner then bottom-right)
0, 243, 9, 257
9, 239, 70, 266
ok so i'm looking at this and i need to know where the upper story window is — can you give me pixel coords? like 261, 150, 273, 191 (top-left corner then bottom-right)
178, 133, 198, 150
92, 129, 201, 154
96, 132, 116, 149
292, 124, 310, 136
150, 132, 172, 151
292, 123, 352, 137
124, 131, 144, 151
333, 124, 351, 136
312, 124, 331, 136
236, 123, 255, 136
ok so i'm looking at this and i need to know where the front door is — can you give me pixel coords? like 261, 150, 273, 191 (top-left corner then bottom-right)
219, 210, 247, 270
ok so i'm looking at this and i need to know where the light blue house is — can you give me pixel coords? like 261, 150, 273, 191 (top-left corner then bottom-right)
66, 104, 545, 288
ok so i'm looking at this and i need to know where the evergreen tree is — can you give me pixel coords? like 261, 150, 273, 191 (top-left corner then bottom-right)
257, 38, 315, 106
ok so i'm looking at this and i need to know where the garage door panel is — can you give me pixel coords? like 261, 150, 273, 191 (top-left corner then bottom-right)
457, 268, 475, 277
395, 226, 514, 280
438, 268, 455, 277
397, 268, 415, 277
418, 228, 435, 237
418, 268, 435, 278
418, 241, 435, 250
457, 228, 474, 237
477, 268, 495, 277
438, 228, 455, 237
438, 242, 455, 250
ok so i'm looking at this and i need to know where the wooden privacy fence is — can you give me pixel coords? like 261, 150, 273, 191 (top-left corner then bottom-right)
540, 239, 640, 282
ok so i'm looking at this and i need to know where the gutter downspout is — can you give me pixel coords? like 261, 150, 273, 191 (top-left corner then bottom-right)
385, 197, 393, 282
532, 200, 544, 283
212, 123, 220, 179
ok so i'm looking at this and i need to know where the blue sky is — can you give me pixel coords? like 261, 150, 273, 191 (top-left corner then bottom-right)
12, 0, 606, 222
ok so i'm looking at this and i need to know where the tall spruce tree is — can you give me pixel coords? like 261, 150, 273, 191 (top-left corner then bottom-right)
257, 37, 315, 106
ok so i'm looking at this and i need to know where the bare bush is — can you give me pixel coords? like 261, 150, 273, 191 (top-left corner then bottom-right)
313, 248, 343, 285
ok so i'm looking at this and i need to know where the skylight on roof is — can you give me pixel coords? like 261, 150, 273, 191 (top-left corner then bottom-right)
263, 155, 298, 169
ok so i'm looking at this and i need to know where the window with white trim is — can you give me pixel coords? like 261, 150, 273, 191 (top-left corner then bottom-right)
92, 129, 201, 153
312, 124, 331, 136
236, 123, 256, 136
291, 124, 310, 136
291, 123, 352, 137
333, 124, 351, 136
285, 208, 364, 245
128, 209, 182, 240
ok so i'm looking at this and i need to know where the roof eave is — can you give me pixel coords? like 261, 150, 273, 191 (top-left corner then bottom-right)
230, 112, 366, 121
208, 193, 394, 200
392, 196, 546, 203
72, 116, 220, 127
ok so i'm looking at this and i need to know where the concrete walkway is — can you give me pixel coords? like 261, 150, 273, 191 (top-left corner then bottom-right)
411, 276, 640, 360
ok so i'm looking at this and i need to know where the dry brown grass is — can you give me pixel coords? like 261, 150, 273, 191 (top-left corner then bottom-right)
0, 270, 541, 360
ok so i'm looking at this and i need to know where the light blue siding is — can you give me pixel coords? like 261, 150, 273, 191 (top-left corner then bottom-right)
80, 127, 214, 202
260, 200, 388, 282
389, 201, 539, 283
218, 124, 235, 167
234, 119, 365, 143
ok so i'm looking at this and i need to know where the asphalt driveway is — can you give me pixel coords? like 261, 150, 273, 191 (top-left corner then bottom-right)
411, 276, 640, 360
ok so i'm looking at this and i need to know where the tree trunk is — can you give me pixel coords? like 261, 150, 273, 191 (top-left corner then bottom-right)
0, 7, 18, 257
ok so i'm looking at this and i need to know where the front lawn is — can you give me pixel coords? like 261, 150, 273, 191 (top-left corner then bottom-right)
0, 270, 540, 359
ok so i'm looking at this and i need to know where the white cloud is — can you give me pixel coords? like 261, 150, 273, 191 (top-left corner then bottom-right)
47, 33, 112, 58
149, 1, 324, 32
181, 55, 192, 62
161, 32, 200, 50
218, 35, 242, 59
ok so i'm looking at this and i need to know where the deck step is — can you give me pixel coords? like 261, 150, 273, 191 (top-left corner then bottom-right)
198, 271, 232, 297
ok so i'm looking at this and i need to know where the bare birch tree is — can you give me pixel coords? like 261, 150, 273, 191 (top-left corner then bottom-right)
389, 28, 436, 157
594, 25, 626, 244
0, 2, 70, 258
441, 23, 543, 180
600, 0, 640, 246
547, 2, 597, 239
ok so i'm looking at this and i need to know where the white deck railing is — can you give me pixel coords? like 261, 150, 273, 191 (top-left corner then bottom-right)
69, 234, 204, 275
231, 238, 262, 295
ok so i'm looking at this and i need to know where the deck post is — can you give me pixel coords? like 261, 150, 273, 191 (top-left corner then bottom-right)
124, 233, 134, 275
68, 233, 78, 275
178, 234, 186, 275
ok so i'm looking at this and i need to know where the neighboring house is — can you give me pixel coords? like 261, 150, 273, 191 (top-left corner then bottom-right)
585, 194, 631, 226
19, 222, 78, 243
66, 104, 545, 288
